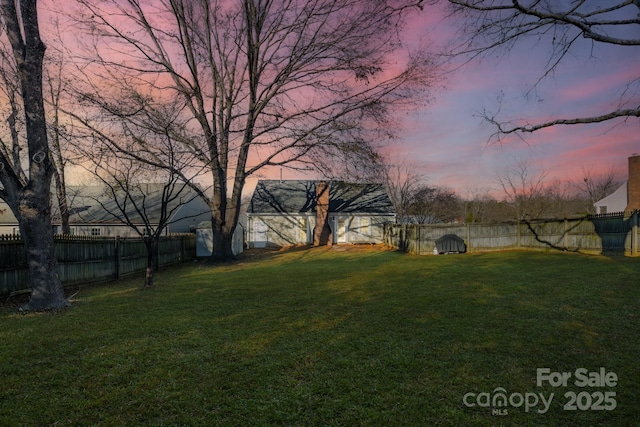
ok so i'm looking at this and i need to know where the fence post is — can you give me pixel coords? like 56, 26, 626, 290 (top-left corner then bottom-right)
416, 224, 421, 255
633, 210, 638, 256
466, 223, 471, 253
516, 220, 521, 248
115, 237, 121, 280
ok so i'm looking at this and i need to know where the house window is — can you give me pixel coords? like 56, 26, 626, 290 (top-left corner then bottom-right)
298, 217, 308, 243
91, 227, 101, 236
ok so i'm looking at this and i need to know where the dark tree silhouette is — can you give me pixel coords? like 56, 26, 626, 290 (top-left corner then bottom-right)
0, 0, 68, 310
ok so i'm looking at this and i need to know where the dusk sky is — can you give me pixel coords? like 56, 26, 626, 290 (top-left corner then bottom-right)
381, 7, 639, 197
47, 2, 638, 199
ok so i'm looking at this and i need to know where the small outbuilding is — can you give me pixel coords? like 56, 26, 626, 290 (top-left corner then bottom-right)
246, 180, 396, 248
196, 222, 244, 257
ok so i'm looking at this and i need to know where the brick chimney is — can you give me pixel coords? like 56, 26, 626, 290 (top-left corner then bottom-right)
313, 181, 332, 246
626, 154, 640, 212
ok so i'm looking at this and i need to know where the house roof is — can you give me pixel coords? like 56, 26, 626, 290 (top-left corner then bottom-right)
248, 180, 396, 215
60, 184, 204, 225
1, 184, 204, 226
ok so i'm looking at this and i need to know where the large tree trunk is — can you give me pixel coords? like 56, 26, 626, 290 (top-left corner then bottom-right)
209, 218, 236, 262
18, 196, 68, 311
0, 0, 68, 311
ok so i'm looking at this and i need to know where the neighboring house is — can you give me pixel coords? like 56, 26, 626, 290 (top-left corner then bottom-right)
594, 154, 640, 214
0, 184, 211, 237
0, 202, 20, 235
246, 180, 396, 248
594, 181, 627, 214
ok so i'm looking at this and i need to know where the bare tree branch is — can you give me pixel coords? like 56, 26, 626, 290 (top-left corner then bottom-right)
484, 107, 640, 139
438, 0, 640, 137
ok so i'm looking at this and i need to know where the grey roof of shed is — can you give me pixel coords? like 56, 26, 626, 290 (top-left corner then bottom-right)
248, 180, 396, 215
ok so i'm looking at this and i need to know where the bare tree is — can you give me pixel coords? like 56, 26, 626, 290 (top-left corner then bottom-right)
497, 158, 555, 220
0, 0, 68, 310
67, 0, 436, 260
579, 165, 624, 212
463, 186, 524, 223
407, 184, 460, 223
437, 0, 640, 137
74, 100, 209, 287
382, 157, 426, 223
87, 158, 200, 288
44, 32, 77, 235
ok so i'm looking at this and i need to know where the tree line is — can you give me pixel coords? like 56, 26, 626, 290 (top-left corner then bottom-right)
385, 157, 624, 224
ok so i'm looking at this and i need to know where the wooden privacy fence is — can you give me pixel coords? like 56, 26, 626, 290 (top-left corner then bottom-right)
384, 211, 640, 256
0, 234, 196, 296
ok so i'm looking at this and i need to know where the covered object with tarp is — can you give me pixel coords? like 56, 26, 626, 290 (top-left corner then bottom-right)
435, 234, 466, 254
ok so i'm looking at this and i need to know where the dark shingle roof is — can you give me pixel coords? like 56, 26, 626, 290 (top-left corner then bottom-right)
0, 185, 202, 226
248, 180, 395, 215
60, 184, 200, 225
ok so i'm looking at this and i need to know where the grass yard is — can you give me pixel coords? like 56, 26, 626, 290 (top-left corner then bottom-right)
1, 246, 639, 426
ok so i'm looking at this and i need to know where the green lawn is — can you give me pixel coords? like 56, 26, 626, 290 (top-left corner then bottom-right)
1, 247, 639, 426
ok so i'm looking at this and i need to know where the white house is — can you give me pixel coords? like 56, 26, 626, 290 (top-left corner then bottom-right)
594, 154, 640, 214
246, 180, 396, 248
0, 202, 20, 235
594, 181, 627, 214
0, 184, 211, 237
